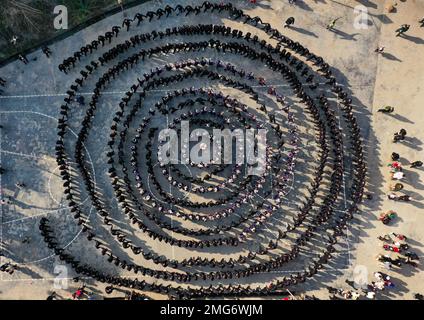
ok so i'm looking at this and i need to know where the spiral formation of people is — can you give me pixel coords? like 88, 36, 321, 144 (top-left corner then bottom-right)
0, 0, 423, 302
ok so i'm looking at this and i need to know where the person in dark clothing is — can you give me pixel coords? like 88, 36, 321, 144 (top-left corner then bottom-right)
284, 17, 295, 28
42, 46, 52, 58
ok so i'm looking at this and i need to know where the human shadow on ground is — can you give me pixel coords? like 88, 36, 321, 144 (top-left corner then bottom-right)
384, 113, 413, 124
401, 137, 422, 151
289, 26, 319, 38
381, 52, 402, 63
330, 29, 360, 41
399, 34, 424, 45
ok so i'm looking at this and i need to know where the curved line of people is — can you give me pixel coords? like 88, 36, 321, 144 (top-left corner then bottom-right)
49, 2, 366, 298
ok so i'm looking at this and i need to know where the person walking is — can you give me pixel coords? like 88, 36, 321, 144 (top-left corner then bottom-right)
112, 25, 121, 37
327, 17, 341, 30
378, 106, 394, 113
375, 46, 385, 54
410, 161, 423, 168
393, 129, 407, 142
122, 18, 132, 31
395, 24, 410, 37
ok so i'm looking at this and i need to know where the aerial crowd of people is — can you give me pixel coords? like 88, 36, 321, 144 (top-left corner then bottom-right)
0, 0, 421, 301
